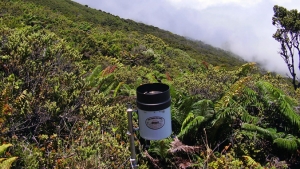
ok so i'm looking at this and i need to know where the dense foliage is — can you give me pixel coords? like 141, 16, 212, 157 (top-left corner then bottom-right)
0, 0, 299, 168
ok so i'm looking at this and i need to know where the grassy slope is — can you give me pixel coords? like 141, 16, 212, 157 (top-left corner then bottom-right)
23, 0, 245, 68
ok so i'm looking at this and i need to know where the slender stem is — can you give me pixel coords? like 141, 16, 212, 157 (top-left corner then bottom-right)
127, 104, 138, 168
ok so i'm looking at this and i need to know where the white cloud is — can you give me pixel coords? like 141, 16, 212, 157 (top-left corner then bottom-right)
165, 0, 262, 10
72, 0, 300, 75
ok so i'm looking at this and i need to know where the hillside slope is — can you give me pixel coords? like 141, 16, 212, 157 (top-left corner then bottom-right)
0, 0, 299, 168
22, 0, 245, 68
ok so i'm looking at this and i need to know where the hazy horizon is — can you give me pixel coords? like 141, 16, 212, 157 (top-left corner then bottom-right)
72, 0, 300, 76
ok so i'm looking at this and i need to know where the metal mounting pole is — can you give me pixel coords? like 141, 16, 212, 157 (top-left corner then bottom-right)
127, 104, 138, 168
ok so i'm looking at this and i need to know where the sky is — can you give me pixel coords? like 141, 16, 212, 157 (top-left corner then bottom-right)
72, 0, 300, 75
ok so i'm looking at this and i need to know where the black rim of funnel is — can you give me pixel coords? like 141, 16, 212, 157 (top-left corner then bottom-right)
136, 83, 171, 111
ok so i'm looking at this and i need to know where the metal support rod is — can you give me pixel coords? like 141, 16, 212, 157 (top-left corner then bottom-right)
127, 104, 138, 168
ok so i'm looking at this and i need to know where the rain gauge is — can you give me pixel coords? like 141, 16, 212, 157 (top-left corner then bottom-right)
136, 83, 172, 140
127, 83, 172, 168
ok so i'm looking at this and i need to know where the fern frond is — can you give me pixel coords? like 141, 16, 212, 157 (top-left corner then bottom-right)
241, 112, 259, 124
236, 62, 256, 77
0, 144, 12, 155
0, 157, 18, 169
273, 134, 299, 151
120, 84, 136, 96
191, 99, 213, 110
113, 82, 124, 97
215, 96, 231, 112
257, 81, 297, 106
178, 116, 205, 138
278, 96, 300, 128
0, 158, 5, 163
241, 124, 294, 152
190, 99, 214, 117
145, 72, 157, 83
181, 112, 194, 131
148, 140, 169, 158
15, 90, 28, 103
102, 81, 116, 96
230, 76, 251, 96
86, 65, 102, 86
216, 99, 247, 120
242, 123, 278, 139
243, 155, 261, 168
215, 76, 251, 112
256, 81, 300, 129
95, 73, 114, 88
240, 87, 258, 107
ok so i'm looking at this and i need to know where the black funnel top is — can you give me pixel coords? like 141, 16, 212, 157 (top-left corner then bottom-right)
136, 83, 171, 111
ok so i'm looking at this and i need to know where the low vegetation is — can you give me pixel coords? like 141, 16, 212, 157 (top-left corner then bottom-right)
0, 0, 299, 168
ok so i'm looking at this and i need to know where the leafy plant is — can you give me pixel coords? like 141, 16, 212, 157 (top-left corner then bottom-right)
0, 144, 17, 169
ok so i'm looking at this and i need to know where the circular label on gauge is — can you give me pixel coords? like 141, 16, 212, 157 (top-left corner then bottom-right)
145, 116, 165, 130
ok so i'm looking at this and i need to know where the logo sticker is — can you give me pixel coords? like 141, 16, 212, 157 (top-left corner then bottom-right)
145, 116, 165, 130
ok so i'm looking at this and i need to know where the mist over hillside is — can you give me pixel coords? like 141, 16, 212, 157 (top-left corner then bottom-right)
73, 0, 300, 76
23, 0, 247, 68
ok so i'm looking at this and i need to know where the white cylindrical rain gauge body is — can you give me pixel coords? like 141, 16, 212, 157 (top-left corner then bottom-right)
136, 83, 172, 140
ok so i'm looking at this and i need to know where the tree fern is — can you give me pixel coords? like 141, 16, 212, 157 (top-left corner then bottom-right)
213, 77, 260, 128
256, 81, 300, 129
